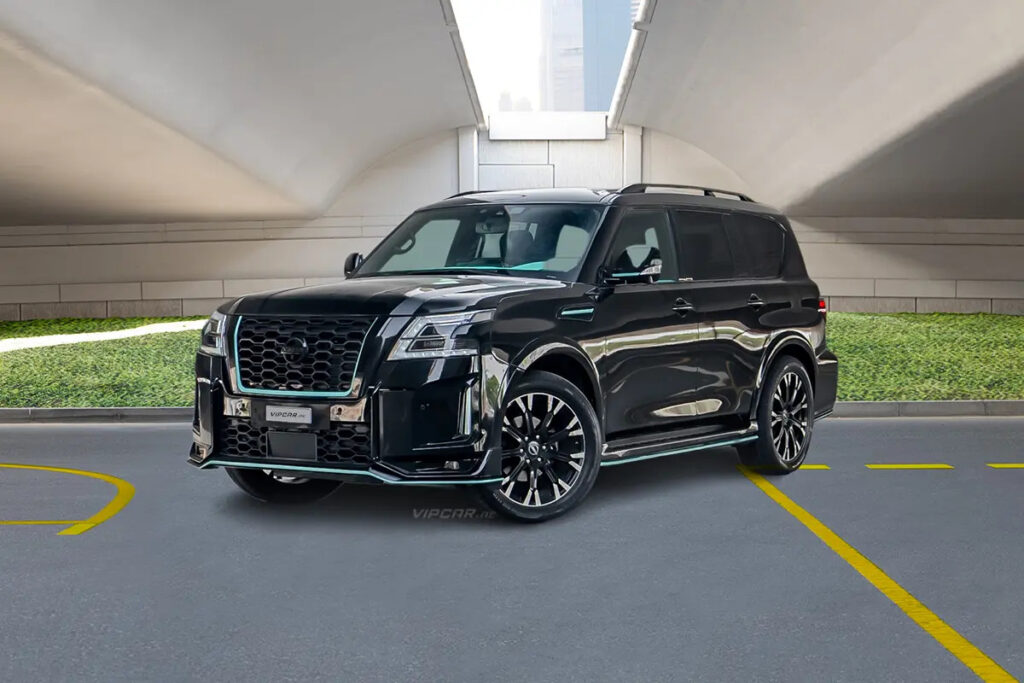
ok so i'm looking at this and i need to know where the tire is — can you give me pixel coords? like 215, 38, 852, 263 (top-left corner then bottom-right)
738, 355, 815, 474
225, 467, 341, 504
474, 371, 602, 523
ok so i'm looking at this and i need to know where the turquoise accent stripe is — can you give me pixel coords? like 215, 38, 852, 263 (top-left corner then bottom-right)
601, 435, 758, 468
232, 316, 370, 398
560, 307, 594, 317
439, 262, 546, 272
202, 459, 503, 486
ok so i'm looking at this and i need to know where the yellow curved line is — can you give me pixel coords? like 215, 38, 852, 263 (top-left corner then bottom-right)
0, 463, 134, 535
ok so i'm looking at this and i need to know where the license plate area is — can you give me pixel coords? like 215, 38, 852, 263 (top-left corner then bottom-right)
267, 431, 318, 461
265, 405, 312, 425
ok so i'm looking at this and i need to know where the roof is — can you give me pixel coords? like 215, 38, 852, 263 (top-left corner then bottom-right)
425, 186, 783, 216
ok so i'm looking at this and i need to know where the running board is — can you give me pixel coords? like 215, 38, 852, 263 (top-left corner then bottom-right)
601, 426, 759, 468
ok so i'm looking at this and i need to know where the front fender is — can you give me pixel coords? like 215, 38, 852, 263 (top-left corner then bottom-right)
487, 338, 605, 439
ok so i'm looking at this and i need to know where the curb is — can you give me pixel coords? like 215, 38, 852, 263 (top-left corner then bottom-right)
832, 400, 1024, 418
1, 402, 1023, 423
0, 407, 192, 423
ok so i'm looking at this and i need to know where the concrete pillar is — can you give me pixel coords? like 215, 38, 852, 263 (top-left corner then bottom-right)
457, 125, 478, 193
622, 124, 642, 185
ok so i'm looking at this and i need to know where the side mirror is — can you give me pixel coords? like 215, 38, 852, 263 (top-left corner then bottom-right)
605, 258, 662, 285
344, 252, 364, 277
639, 259, 662, 283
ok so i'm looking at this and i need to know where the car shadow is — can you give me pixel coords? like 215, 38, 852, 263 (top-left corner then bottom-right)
216, 447, 745, 530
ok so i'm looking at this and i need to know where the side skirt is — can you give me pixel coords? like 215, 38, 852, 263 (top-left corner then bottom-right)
601, 426, 759, 468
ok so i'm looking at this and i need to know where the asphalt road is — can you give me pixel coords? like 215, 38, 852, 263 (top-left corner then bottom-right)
1, 418, 1022, 682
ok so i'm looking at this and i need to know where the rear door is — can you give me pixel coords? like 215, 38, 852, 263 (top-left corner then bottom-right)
670, 209, 787, 417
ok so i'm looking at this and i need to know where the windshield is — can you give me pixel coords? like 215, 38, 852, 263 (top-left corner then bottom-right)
355, 204, 604, 281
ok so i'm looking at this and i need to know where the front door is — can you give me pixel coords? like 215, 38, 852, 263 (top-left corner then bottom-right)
590, 209, 698, 436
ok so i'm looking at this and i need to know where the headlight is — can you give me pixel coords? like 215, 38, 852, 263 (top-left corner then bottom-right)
388, 310, 494, 360
199, 311, 228, 356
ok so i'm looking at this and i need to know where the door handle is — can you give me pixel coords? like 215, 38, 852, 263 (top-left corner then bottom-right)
747, 294, 766, 309
673, 298, 694, 314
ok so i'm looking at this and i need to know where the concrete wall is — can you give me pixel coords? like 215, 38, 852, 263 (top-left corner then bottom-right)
477, 130, 626, 190
0, 131, 461, 320
2, 124, 1023, 319
794, 217, 1024, 314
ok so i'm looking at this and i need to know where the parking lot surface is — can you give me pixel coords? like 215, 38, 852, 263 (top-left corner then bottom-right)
0, 417, 1022, 682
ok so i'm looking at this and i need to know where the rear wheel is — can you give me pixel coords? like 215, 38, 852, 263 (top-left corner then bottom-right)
475, 371, 601, 522
738, 356, 814, 474
225, 467, 341, 504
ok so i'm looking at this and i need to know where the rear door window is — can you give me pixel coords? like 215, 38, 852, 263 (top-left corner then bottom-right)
671, 210, 735, 281
725, 213, 785, 278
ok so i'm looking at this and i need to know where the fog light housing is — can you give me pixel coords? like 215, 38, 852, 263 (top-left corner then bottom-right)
224, 397, 251, 417
330, 400, 366, 423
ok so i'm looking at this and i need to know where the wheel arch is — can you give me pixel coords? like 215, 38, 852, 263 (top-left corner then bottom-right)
750, 334, 817, 420
507, 341, 604, 431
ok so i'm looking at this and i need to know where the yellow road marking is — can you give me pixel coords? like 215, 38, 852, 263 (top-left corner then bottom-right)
800, 464, 831, 470
0, 520, 83, 525
866, 463, 954, 470
0, 463, 134, 536
739, 465, 1015, 682
987, 463, 1024, 469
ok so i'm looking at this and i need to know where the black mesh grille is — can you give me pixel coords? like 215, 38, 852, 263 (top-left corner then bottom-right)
215, 416, 267, 457
234, 316, 373, 394
215, 417, 372, 468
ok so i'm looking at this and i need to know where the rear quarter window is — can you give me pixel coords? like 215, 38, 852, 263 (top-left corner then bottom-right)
725, 213, 785, 279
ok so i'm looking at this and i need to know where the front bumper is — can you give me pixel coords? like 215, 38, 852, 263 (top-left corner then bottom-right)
189, 350, 507, 486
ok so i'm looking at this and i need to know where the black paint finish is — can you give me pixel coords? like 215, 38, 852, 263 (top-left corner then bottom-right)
190, 188, 837, 483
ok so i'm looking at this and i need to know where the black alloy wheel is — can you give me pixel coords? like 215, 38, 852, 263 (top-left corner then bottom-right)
475, 371, 601, 522
738, 355, 815, 474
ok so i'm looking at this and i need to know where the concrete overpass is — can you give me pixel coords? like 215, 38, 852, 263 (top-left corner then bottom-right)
612, 0, 1024, 313
0, 0, 1022, 318
0, 0, 482, 225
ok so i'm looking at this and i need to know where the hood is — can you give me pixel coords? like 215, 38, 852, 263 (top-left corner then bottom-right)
223, 274, 568, 317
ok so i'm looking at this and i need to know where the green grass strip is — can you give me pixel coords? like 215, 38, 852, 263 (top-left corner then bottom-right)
828, 313, 1024, 401
0, 316, 205, 340
1, 312, 1023, 407
0, 330, 197, 407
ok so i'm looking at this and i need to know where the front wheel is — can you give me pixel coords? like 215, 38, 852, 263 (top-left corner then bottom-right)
225, 467, 341, 504
738, 356, 814, 474
474, 371, 602, 523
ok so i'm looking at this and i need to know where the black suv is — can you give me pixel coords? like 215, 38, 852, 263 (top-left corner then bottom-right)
190, 184, 837, 522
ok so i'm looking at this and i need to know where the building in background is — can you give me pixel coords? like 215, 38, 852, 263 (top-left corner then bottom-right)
539, 0, 584, 110
540, 0, 633, 111
582, 0, 633, 111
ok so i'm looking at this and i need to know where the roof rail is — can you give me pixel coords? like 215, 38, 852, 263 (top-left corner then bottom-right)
446, 189, 490, 199
618, 183, 754, 202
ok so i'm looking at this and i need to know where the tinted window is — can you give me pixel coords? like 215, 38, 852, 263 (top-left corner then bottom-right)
381, 218, 459, 271
726, 213, 785, 278
672, 210, 735, 280
607, 210, 678, 280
